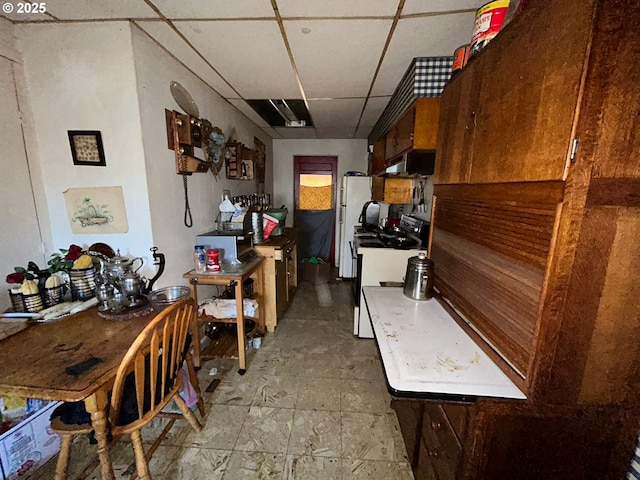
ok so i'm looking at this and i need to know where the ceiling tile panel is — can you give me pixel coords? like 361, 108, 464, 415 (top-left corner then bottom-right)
277, 0, 398, 18
359, 96, 391, 127
150, 0, 275, 19
307, 98, 365, 128
371, 13, 475, 96
286, 19, 391, 98
135, 21, 238, 98
46, 0, 159, 19
315, 127, 357, 139
175, 20, 301, 99
355, 125, 374, 139
273, 127, 318, 139
402, 0, 486, 15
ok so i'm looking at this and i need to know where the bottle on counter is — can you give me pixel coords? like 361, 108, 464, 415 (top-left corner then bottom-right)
194, 245, 206, 273
206, 248, 220, 273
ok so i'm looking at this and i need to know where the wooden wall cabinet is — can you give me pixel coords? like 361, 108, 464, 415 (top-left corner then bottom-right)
385, 98, 440, 164
371, 177, 413, 204
370, 137, 386, 176
254, 233, 297, 331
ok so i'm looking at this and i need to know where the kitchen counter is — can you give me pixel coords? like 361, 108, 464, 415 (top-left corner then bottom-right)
363, 286, 525, 400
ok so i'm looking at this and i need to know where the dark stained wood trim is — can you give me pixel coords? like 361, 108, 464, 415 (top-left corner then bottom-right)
586, 178, 640, 207
434, 181, 565, 204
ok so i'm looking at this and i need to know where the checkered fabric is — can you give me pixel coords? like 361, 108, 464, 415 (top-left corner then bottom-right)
368, 56, 453, 143
414, 57, 454, 97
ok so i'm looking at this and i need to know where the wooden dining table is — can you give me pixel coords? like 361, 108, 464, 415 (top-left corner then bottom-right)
0, 307, 155, 480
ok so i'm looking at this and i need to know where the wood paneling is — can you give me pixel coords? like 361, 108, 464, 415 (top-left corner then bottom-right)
431, 182, 562, 376
469, 0, 595, 184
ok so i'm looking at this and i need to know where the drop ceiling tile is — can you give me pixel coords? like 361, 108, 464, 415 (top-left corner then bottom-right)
359, 96, 391, 127
273, 127, 318, 139
286, 19, 391, 98
355, 125, 373, 139
46, 0, 159, 19
402, 0, 486, 15
175, 20, 301, 99
307, 98, 364, 128
228, 99, 271, 129
150, 0, 275, 19
315, 127, 357, 139
372, 13, 475, 96
278, 0, 397, 18
135, 21, 238, 98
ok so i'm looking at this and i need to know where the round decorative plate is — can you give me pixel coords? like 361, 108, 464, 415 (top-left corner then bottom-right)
170, 81, 199, 118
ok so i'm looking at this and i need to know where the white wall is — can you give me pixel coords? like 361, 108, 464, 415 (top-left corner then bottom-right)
0, 18, 51, 312
130, 25, 273, 287
17, 22, 155, 276
272, 138, 368, 225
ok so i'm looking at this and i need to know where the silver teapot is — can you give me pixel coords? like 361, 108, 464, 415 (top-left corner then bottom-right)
101, 250, 144, 279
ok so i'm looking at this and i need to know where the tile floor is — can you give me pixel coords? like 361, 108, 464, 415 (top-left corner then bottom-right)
32, 279, 414, 479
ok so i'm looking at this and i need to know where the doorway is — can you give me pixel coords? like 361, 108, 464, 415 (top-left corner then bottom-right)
293, 156, 338, 264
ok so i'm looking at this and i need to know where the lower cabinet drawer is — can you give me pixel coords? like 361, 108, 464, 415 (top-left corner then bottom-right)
422, 404, 463, 480
416, 438, 438, 480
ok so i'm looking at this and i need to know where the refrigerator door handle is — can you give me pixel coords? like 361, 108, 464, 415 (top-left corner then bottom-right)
339, 205, 345, 224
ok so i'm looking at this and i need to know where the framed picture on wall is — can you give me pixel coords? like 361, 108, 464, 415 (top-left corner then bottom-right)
254, 137, 266, 183
68, 130, 106, 166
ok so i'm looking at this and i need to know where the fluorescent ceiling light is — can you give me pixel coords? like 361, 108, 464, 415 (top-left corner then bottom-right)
269, 99, 306, 127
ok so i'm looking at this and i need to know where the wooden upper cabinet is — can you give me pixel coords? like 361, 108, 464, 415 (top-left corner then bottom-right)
434, 59, 483, 185
470, 0, 593, 184
370, 137, 386, 175
435, 0, 594, 185
384, 98, 440, 164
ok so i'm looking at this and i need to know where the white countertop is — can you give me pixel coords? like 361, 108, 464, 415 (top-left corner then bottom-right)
363, 286, 526, 400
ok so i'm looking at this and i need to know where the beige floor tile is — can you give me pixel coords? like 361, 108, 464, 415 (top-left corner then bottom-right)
283, 455, 342, 480
234, 406, 294, 453
251, 375, 300, 408
184, 404, 249, 449
162, 447, 230, 479
341, 379, 389, 413
341, 412, 400, 461
297, 377, 342, 411
209, 374, 262, 406
341, 355, 387, 382
223, 451, 286, 479
341, 459, 415, 479
288, 409, 342, 457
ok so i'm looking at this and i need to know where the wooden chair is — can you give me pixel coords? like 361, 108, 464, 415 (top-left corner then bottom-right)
51, 298, 204, 480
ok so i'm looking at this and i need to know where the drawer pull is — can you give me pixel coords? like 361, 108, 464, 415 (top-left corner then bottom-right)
431, 420, 442, 430
428, 450, 439, 457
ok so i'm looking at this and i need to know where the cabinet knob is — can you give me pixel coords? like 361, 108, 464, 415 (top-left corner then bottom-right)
431, 420, 442, 430
429, 450, 439, 457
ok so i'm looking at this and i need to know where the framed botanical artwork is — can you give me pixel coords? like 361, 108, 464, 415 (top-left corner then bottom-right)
68, 130, 106, 166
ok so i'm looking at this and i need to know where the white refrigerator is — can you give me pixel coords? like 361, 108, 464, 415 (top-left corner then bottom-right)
338, 176, 372, 278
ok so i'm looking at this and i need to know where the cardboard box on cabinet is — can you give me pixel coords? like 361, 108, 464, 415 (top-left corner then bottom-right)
0, 402, 61, 480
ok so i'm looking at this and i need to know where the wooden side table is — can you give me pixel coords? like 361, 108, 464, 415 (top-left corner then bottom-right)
183, 256, 265, 374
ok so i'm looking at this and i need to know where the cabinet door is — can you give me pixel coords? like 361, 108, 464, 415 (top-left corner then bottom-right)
413, 98, 440, 151
384, 178, 413, 204
285, 242, 297, 305
391, 399, 423, 467
371, 137, 386, 175
371, 177, 385, 202
394, 104, 416, 156
434, 59, 482, 185
275, 257, 287, 319
469, 0, 594, 183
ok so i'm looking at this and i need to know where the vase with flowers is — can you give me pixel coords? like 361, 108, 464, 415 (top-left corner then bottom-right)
5, 244, 85, 310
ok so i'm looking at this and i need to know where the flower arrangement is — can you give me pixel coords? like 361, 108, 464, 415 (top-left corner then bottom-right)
5, 244, 84, 286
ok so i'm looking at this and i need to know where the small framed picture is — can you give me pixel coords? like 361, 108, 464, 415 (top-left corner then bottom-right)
68, 130, 106, 166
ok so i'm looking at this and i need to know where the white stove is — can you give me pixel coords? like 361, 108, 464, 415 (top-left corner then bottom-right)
352, 215, 429, 338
